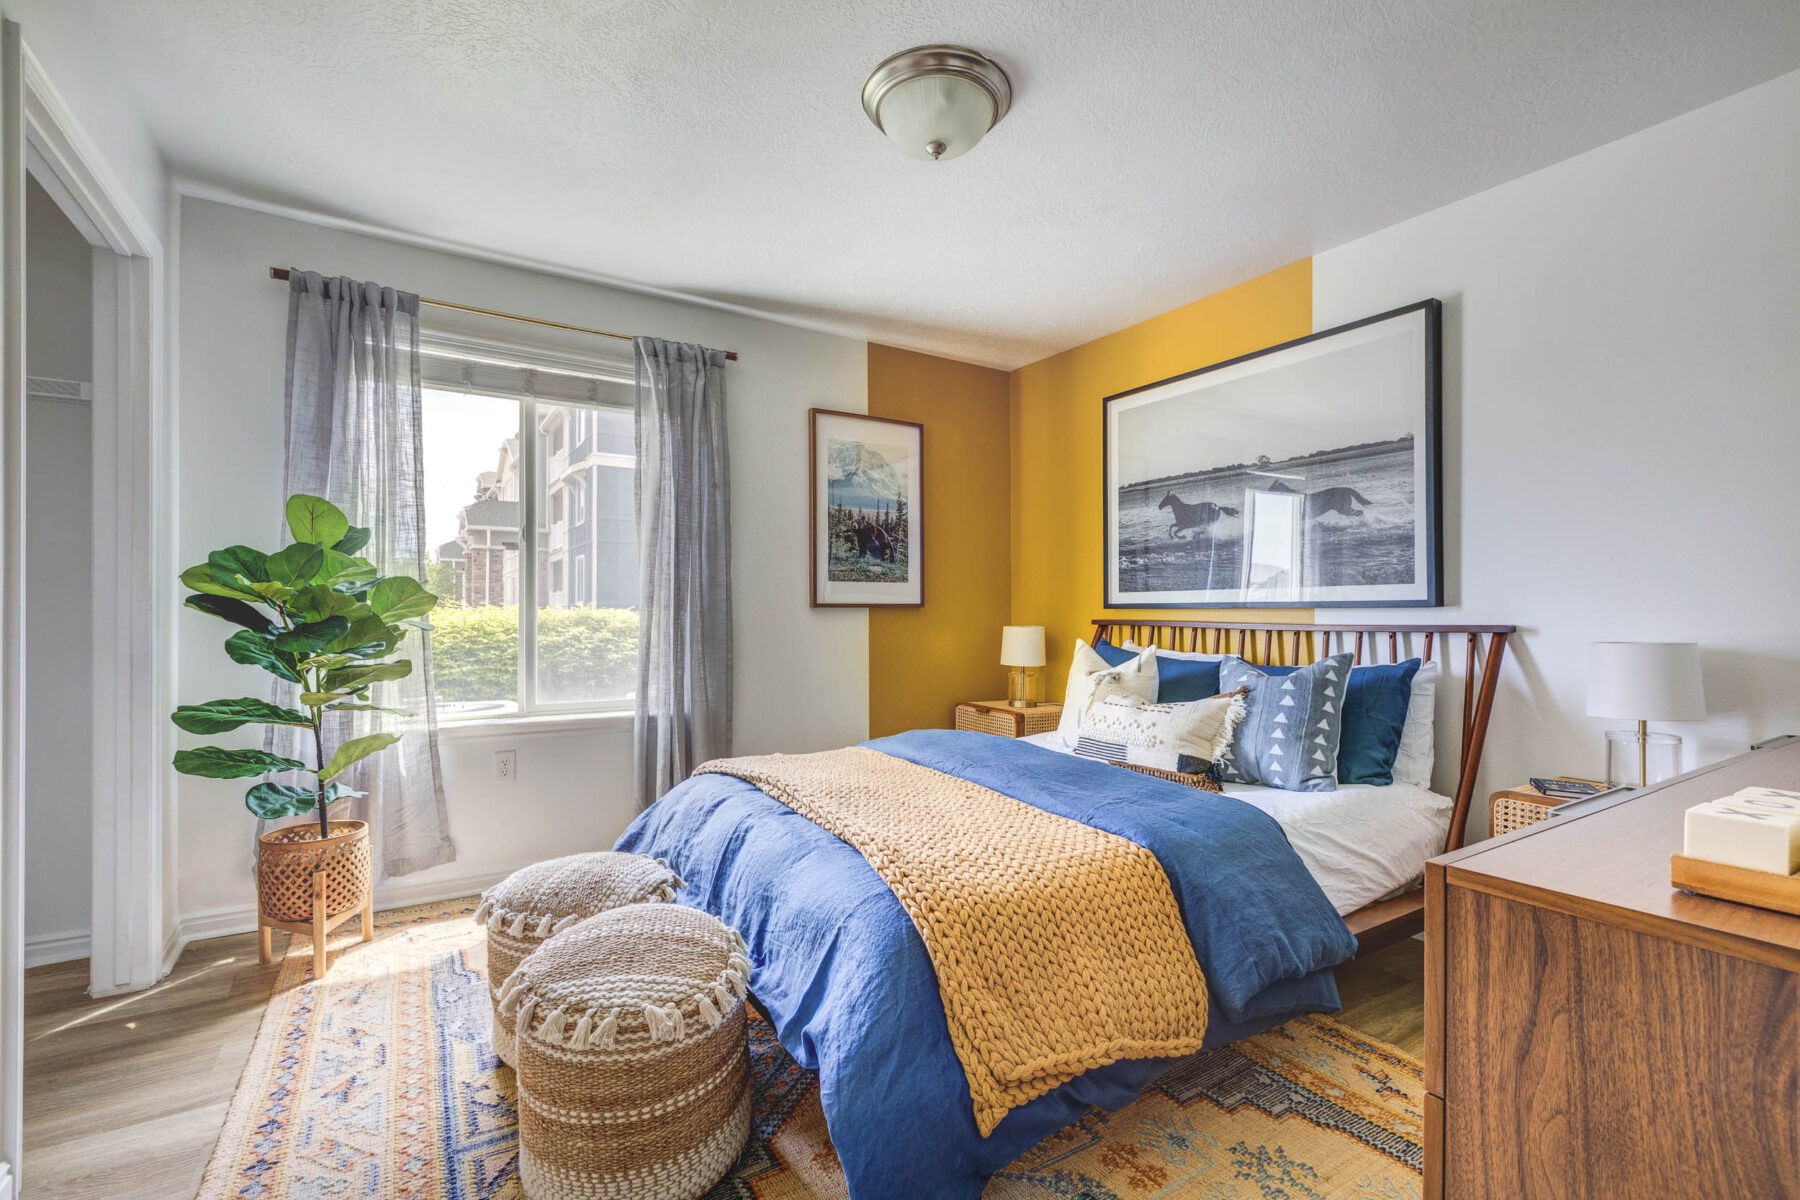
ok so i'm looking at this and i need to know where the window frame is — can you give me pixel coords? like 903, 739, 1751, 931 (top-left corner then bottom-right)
418, 331, 638, 724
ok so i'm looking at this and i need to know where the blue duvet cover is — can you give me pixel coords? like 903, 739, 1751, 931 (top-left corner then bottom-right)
615, 729, 1357, 1200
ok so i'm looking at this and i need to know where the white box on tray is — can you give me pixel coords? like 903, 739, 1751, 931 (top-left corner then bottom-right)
1682, 787, 1800, 875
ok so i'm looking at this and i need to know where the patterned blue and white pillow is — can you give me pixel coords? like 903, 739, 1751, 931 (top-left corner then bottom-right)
1216, 654, 1351, 792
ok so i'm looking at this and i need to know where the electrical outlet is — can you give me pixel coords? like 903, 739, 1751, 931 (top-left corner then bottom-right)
494, 749, 517, 782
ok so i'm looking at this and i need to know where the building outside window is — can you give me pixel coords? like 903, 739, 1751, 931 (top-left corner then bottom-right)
419, 332, 638, 718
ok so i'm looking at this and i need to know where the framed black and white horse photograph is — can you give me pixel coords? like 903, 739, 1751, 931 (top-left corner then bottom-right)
1104, 300, 1442, 608
810, 408, 924, 607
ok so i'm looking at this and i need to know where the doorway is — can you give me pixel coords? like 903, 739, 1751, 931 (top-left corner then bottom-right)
20, 175, 92, 973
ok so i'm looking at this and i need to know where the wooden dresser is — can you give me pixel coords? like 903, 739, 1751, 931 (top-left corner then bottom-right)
1425, 738, 1800, 1198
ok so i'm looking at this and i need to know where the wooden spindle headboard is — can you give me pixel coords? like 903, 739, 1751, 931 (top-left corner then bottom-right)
1090, 619, 1515, 854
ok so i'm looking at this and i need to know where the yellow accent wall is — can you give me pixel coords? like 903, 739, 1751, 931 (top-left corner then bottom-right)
1009, 260, 1316, 698
867, 344, 1012, 736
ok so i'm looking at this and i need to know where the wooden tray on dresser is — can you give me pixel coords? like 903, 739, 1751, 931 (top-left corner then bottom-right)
1671, 853, 1800, 917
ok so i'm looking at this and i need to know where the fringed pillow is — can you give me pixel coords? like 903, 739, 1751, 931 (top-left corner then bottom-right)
1072, 685, 1247, 776
476, 850, 681, 1065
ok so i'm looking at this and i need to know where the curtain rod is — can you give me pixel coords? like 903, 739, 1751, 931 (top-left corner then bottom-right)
267, 267, 739, 361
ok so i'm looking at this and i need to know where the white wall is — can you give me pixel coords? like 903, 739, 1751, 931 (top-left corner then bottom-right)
1313, 68, 1800, 831
23, 178, 93, 962
174, 197, 869, 928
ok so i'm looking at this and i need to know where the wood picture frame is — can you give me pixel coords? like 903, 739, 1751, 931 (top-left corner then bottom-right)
1103, 299, 1443, 608
809, 408, 924, 608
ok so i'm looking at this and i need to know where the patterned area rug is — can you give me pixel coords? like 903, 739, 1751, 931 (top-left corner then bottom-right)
199, 897, 1422, 1200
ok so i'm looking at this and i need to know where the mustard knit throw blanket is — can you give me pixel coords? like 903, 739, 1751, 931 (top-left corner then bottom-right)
696, 747, 1210, 1136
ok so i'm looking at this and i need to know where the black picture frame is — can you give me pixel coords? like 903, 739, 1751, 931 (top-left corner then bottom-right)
1102, 299, 1443, 609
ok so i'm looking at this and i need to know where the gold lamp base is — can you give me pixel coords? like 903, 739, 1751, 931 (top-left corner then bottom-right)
1007, 666, 1041, 708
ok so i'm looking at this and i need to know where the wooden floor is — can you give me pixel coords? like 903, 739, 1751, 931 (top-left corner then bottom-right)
21, 926, 1424, 1199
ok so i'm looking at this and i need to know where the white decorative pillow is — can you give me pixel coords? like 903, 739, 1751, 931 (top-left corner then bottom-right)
1055, 640, 1157, 744
1073, 686, 1247, 775
1392, 660, 1440, 788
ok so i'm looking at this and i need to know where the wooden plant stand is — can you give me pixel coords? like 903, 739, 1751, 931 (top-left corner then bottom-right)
255, 818, 375, 976
258, 869, 375, 973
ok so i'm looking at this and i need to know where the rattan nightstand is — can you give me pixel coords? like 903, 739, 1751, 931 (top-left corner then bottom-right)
954, 700, 1062, 739
1488, 780, 1603, 837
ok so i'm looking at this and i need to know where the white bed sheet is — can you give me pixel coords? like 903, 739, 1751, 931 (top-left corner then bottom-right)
1020, 731, 1449, 916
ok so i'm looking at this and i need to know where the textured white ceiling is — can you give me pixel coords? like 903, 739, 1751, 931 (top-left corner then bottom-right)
86, 0, 1800, 367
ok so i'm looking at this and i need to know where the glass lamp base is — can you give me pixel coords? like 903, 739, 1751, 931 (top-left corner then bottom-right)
1605, 729, 1681, 788
1007, 667, 1041, 708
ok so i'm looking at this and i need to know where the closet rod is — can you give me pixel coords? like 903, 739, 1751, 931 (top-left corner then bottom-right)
267, 267, 739, 361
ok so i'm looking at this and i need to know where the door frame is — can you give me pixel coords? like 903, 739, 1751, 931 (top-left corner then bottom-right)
0, 20, 168, 1196
23, 43, 171, 999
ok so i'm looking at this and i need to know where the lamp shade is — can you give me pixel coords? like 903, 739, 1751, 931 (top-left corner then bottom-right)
1586, 642, 1706, 721
1000, 625, 1046, 668
862, 45, 1012, 163
872, 73, 995, 161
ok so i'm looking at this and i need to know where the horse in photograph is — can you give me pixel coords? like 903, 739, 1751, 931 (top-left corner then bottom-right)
1159, 492, 1238, 539
1259, 480, 1375, 520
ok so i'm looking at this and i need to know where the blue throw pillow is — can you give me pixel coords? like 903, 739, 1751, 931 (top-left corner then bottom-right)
1254, 658, 1422, 786
1093, 637, 1221, 703
1217, 654, 1351, 792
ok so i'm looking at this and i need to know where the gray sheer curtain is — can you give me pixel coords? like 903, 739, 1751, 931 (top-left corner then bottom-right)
270, 270, 456, 876
633, 337, 732, 808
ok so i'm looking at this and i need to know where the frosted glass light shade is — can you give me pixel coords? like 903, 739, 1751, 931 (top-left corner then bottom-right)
1000, 625, 1046, 668
1587, 641, 1706, 721
875, 74, 995, 161
862, 45, 1012, 163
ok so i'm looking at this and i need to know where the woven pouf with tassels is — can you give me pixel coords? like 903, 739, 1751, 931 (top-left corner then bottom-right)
500, 903, 753, 1200
475, 851, 682, 1066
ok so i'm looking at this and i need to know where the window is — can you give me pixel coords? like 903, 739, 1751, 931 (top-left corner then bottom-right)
419, 333, 638, 718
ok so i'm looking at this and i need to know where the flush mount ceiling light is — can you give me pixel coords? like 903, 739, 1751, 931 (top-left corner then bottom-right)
861, 44, 1012, 163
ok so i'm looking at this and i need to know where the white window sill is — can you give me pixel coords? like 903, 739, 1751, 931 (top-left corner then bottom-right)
437, 709, 633, 738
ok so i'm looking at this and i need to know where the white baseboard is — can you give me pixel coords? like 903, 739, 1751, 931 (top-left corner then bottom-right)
24, 928, 92, 968
176, 862, 517, 949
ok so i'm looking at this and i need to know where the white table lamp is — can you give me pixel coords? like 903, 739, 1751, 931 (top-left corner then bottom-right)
1586, 641, 1705, 787
1001, 625, 1046, 709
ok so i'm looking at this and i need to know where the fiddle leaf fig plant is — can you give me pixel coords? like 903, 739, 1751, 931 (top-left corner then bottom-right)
172, 494, 439, 841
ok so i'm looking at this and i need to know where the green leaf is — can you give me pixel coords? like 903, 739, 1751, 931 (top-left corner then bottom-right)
180, 562, 265, 603
286, 584, 365, 623
368, 576, 438, 622
322, 659, 413, 692
239, 579, 296, 605
285, 494, 350, 547
319, 732, 400, 781
209, 545, 269, 585
328, 613, 400, 657
244, 779, 365, 820
318, 549, 379, 588
172, 746, 307, 779
223, 630, 303, 683
272, 616, 351, 655
333, 526, 372, 556
184, 593, 273, 633
171, 697, 314, 734
266, 543, 326, 586
324, 701, 414, 717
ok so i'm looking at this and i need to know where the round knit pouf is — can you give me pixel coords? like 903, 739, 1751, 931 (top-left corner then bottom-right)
501, 904, 753, 1200
475, 851, 681, 1065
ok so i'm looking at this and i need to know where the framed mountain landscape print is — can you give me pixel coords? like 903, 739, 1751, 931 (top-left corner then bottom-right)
810, 408, 924, 607
1104, 299, 1442, 608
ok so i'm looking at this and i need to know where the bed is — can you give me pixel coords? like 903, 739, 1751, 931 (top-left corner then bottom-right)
615, 619, 1513, 1200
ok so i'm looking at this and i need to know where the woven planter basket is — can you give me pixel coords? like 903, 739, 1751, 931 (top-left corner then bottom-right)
501, 904, 752, 1200
255, 820, 371, 924
476, 851, 682, 1066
